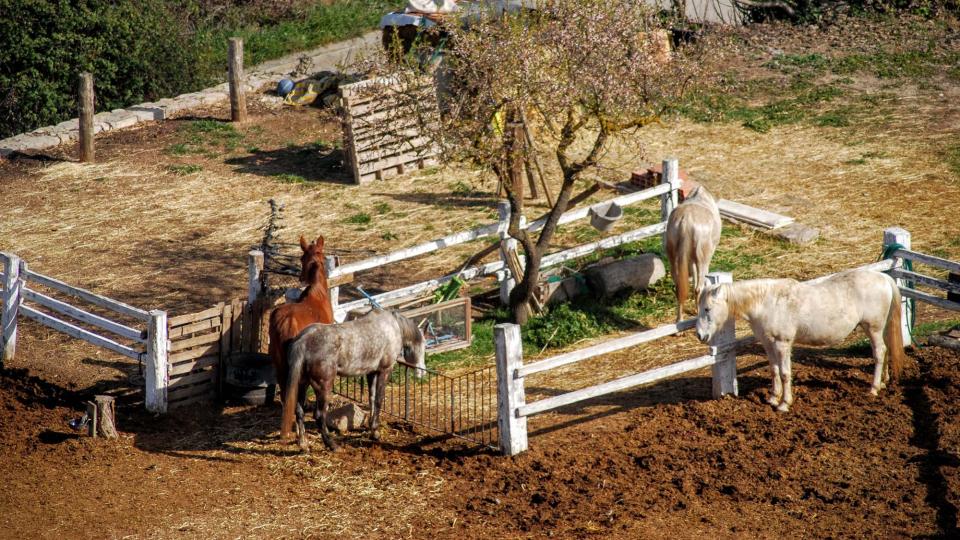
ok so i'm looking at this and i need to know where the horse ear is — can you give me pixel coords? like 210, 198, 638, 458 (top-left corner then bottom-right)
299, 235, 309, 252
315, 236, 325, 251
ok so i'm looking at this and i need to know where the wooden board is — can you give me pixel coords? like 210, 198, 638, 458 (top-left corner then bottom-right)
717, 199, 794, 230
169, 354, 219, 376
168, 305, 224, 327
168, 317, 220, 339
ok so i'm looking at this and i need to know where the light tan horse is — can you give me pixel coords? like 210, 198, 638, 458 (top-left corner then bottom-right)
695, 269, 906, 412
665, 185, 721, 322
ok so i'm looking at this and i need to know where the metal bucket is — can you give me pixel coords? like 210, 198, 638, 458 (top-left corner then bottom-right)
588, 202, 623, 232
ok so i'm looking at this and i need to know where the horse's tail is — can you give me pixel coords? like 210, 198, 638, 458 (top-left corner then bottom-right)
884, 281, 907, 382
280, 339, 306, 439
671, 231, 691, 309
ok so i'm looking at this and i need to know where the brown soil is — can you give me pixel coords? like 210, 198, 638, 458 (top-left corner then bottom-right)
1, 345, 958, 538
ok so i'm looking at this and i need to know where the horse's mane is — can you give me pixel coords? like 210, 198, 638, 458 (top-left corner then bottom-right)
390, 311, 423, 345
722, 279, 788, 315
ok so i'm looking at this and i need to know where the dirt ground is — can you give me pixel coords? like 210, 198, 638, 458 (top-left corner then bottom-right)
2, 13, 960, 540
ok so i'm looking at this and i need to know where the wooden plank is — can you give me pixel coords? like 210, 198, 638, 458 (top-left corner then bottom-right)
893, 249, 960, 274
358, 147, 439, 175
358, 157, 438, 183
352, 117, 438, 141
169, 305, 224, 328
169, 368, 216, 389
219, 302, 233, 397
330, 222, 501, 278
355, 124, 435, 148
402, 297, 469, 318
169, 331, 220, 353
357, 136, 435, 163
169, 342, 220, 363
168, 391, 214, 409
168, 380, 216, 402
22, 287, 145, 343
889, 269, 960, 295
349, 95, 438, 122
22, 270, 150, 321
168, 318, 220, 339
900, 288, 960, 312
716, 199, 794, 229
518, 353, 716, 418
525, 183, 670, 234
230, 298, 243, 353
518, 318, 696, 378
169, 355, 219, 376
19, 305, 141, 360
339, 73, 433, 100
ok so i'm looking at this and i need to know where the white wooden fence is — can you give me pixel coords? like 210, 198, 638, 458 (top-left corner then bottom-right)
493, 226, 960, 456
315, 158, 683, 319
0, 252, 170, 413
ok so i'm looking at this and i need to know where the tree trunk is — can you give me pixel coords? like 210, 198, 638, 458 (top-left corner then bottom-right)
87, 395, 118, 439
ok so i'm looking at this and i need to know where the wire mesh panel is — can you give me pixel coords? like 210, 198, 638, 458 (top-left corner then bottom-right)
334, 362, 498, 450
402, 297, 472, 354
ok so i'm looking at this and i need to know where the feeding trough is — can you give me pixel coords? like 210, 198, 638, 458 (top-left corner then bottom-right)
224, 352, 277, 406
589, 201, 623, 232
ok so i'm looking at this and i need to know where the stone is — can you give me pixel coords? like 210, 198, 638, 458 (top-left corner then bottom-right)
326, 402, 368, 433
585, 253, 666, 297
106, 113, 140, 130
770, 223, 820, 245
128, 106, 165, 121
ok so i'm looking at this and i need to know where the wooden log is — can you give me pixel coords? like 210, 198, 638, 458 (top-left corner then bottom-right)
79, 72, 94, 162
584, 254, 666, 297
86, 395, 118, 439
19, 305, 141, 360
228, 38, 246, 123
23, 269, 150, 321
518, 352, 716, 418
495, 323, 527, 456
22, 287, 145, 342
518, 318, 696, 378
1, 253, 22, 365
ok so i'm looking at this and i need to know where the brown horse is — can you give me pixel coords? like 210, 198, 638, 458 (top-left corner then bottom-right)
268, 235, 335, 425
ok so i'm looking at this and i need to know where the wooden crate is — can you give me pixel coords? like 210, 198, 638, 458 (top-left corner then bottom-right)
340, 73, 441, 184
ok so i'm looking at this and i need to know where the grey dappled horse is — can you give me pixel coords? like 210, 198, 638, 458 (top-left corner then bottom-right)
280, 310, 426, 451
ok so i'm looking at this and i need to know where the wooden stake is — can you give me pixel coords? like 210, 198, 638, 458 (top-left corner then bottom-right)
87, 395, 118, 438
228, 38, 247, 123
78, 72, 94, 162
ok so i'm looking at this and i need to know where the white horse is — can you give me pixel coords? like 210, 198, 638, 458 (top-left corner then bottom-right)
695, 269, 906, 412
665, 185, 722, 322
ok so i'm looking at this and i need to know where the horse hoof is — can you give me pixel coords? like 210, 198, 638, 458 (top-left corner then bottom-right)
324, 440, 340, 452
370, 429, 382, 442
766, 395, 781, 407
776, 402, 790, 413
869, 387, 881, 397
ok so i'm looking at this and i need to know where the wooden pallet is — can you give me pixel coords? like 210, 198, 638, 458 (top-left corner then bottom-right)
340, 73, 441, 184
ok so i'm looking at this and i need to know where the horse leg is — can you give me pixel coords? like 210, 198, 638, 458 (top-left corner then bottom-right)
294, 385, 308, 442
366, 372, 378, 430
866, 325, 888, 395
369, 367, 390, 442
763, 340, 783, 407
775, 342, 794, 412
314, 378, 339, 451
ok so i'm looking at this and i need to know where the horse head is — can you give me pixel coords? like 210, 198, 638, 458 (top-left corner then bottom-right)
298, 235, 327, 286
696, 284, 729, 343
397, 314, 427, 379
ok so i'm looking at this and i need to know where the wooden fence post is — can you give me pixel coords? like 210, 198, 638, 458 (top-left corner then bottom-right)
325, 255, 340, 312
79, 72, 95, 162
228, 37, 247, 123
248, 250, 265, 352
145, 310, 169, 414
706, 272, 737, 398
1, 253, 23, 366
660, 158, 681, 250
495, 323, 527, 455
883, 227, 913, 347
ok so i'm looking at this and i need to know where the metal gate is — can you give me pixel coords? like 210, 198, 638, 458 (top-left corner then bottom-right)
334, 362, 499, 450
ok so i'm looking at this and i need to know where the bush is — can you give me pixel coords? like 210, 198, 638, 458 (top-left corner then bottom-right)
0, 0, 393, 139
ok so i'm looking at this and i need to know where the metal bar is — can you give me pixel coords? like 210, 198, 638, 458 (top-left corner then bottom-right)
23, 270, 150, 321
23, 287, 146, 343
20, 305, 142, 360
518, 353, 717, 418
518, 318, 696, 378
893, 249, 960, 274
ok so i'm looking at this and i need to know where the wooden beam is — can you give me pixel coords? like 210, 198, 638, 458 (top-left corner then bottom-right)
889, 269, 960, 295
893, 248, 960, 274
1, 253, 22, 365
525, 183, 669, 234
518, 318, 695, 378
900, 288, 960, 312
23, 269, 150, 321
168, 305, 224, 327
495, 323, 527, 456
23, 287, 145, 342
518, 353, 716, 418
228, 38, 246, 123
19, 305, 141, 360
145, 310, 169, 414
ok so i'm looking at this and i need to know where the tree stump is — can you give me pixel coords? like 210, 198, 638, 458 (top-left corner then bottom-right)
86, 395, 118, 439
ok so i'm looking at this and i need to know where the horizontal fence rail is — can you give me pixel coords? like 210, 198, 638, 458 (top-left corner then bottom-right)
892, 248, 960, 274
23, 269, 151, 321
22, 287, 146, 342
19, 305, 143, 360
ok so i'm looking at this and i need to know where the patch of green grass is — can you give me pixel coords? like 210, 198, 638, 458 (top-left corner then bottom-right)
816, 110, 852, 127
381, 231, 398, 241
679, 84, 845, 133
178, 119, 244, 151
166, 164, 202, 176
374, 202, 392, 214
272, 173, 307, 184
914, 319, 960, 339
247, 146, 260, 153
344, 212, 372, 225
167, 142, 199, 155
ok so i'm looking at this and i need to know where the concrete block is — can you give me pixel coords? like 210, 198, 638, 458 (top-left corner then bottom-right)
769, 223, 819, 245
